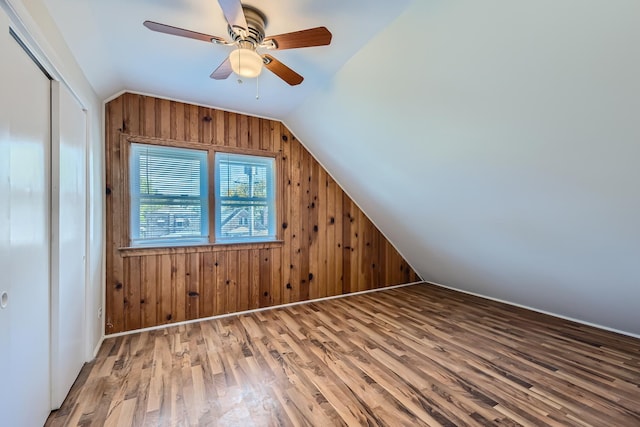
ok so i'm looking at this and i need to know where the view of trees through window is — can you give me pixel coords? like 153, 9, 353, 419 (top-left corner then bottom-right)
217, 155, 274, 240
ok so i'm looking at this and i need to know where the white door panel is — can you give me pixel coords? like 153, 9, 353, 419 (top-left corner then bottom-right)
0, 13, 52, 427
51, 81, 88, 408
0, 10, 11, 418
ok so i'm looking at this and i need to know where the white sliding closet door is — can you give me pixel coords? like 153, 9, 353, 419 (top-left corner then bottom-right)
0, 11, 11, 420
0, 12, 52, 427
51, 81, 88, 408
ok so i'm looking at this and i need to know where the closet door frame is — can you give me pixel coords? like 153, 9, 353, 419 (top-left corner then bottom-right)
0, 0, 92, 416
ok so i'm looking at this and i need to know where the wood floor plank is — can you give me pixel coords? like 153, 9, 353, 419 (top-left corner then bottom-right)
47, 284, 640, 426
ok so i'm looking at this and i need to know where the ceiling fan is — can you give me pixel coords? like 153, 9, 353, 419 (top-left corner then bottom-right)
143, 0, 332, 86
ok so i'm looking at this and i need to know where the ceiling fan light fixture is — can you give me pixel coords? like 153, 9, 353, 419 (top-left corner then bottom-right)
229, 48, 263, 78
144, 1, 333, 86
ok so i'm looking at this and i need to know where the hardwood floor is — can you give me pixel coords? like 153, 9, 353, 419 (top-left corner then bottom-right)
47, 283, 640, 426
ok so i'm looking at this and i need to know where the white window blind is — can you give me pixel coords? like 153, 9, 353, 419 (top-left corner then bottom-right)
215, 152, 276, 242
130, 143, 208, 246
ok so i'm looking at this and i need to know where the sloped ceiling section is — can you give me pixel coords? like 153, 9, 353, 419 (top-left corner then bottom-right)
286, 0, 640, 336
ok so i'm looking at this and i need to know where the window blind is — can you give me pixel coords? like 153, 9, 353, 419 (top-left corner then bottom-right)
130, 143, 208, 246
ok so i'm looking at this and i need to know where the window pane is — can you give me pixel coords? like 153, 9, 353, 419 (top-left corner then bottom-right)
136, 198, 204, 240
215, 153, 275, 242
218, 160, 268, 200
220, 202, 270, 238
139, 155, 202, 197
130, 143, 208, 246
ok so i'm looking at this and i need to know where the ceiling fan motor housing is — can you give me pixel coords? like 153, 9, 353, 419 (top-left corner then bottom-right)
228, 6, 267, 47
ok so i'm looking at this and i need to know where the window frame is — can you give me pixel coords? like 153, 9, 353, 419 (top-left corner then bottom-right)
122, 136, 280, 250
214, 152, 277, 244
129, 143, 209, 247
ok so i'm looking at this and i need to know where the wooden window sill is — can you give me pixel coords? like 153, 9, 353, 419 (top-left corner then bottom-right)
118, 240, 284, 257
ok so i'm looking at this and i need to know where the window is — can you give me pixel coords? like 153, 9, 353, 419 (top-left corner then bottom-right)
215, 153, 276, 243
130, 143, 208, 246
129, 143, 276, 247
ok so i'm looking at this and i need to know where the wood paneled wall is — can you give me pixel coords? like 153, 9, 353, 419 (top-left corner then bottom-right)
105, 93, 419, 333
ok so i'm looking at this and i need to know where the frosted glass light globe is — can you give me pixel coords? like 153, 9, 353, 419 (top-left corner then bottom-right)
229, 48, 263, 78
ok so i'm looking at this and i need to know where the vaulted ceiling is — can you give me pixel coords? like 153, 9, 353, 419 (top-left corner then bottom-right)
41, 0, 411, 118
40, 0, 640, 337
287, 1, 640, 337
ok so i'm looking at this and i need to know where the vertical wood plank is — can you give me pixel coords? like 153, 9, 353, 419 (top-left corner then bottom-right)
141, 255, 157, 328
326, 176, 336, 297
215, 252, 227, 315
143, 96, 156, 137
289, 134, 301, 303
307, 154, 319, 300
238, 114, 249, 149
187, 104, 199, 142
238, 250, 250, 312
159, 254, 172, 324
270, 247, 282, 306
123, 93, 141, 136
201, 253, 215, 318
252, 115, 261, 149
200, 107, 212, 144
249, 250, 260, 310
259, 249, 272, 307
280, 133, 291, 304
125, 256, 141, 330
174, 254, 186, 322
341, 193, 352, 294
317, 166, 328, 298
271, 121, 282, 153
350, 201, 360, 293
259, 118, 270, 151
200, 253, 216, 317
365, 217, 375, 290
186, 253, 200, 320
226, 250, 239, 314
172, 101, 185, 141
158, 98, 171, 139
299, 146, 311, 302
371, 223, 381, 288
214, 109, 225, 146
227, 112, 237, 147
334, 183, 344, 297
357, 212, 367, 292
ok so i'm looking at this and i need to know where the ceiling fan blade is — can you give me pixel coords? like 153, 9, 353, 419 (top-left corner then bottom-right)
263, 27, 332, 50
143, 21, 226, 44
210, 57, 233, 80
262, 54, 303, 86
217, 0, 248, 33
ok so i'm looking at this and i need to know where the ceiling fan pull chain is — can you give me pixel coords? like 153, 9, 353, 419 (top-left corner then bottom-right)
256, 74, 260, 100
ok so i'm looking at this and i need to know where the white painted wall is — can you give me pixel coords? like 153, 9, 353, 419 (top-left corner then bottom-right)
286, 0, 640, 336
2, 0, 104, 355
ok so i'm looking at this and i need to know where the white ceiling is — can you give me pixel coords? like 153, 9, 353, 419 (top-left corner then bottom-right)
41, 0, 411, 118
